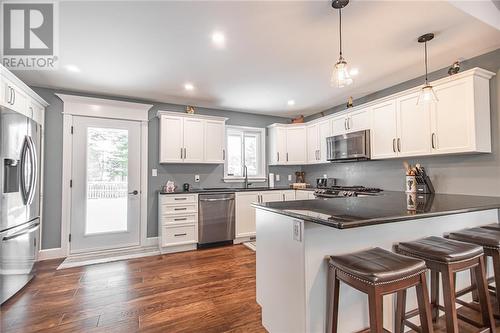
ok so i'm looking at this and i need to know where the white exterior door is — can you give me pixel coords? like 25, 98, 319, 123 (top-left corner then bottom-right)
183, 118, 204, 163
70, 116, 141, 253
431, 79, 472, 154
286, 126, 307, 164
204, 120, 225, 163
371, 100, 398, 159
397, 93, 431, 157
159, 115, 183, 163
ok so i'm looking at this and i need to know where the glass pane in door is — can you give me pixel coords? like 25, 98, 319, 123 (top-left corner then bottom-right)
85, 127, 128, 234
227, 134, 242, 177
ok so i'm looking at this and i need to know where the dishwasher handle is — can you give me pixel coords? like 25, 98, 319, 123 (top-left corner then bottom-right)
199, 197, 235, 202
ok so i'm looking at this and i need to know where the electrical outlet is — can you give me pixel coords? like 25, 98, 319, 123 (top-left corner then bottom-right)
323, 174, 327, 179
194, 175, 200, 182
288, 174, 292, 181
276, 174, 280, 182
152, 169, 157, 177
293, 220, 302, 242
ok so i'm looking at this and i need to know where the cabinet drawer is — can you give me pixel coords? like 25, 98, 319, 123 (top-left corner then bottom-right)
161, 214, 197, 226
162, 225, 197, 246
161, 195, 197, 205
162, 203, 197, 215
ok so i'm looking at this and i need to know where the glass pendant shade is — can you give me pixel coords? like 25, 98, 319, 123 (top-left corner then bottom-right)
332, 58, 353, 88
417, 84, 438, 105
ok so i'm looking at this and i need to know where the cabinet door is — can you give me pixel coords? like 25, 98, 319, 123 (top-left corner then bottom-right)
347, 109, 369, 133
235, 192, 260, 238
286, 126, 307, 164
0, 76, 9, 109
331, 115, 347, 136
268, 126, 287, 165
430, 79, 472, 154
159, 115, 184, 163
183, 118, 204, 163
396, 93, 431, 157
371, 100, 398, 159
204, 120, 225, 163
306, 124, 319, 163
318, 120, 331, 163
282, 190, 295, 201
29, 101, 45, 125
261, 191, 283, 203
295, 190, 311, 200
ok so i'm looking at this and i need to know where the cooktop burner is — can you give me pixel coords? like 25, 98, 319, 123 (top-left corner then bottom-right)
314, 186, 383, 198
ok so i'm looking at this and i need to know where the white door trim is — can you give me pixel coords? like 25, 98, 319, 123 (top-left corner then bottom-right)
59, 96, 152, 257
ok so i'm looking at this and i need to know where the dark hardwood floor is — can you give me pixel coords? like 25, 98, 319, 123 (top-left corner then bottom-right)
0, 245, 266, 333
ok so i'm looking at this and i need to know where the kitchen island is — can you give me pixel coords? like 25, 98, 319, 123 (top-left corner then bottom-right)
253, 192, 500, 333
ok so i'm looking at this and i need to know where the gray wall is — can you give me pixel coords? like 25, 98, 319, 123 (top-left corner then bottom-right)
32, 87, 299, 249
304, 48, 500, 196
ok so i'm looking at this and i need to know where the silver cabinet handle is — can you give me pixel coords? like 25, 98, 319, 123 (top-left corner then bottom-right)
222, 149, 225, 160
184, 148, 187, 159
431, 133, 436, 149
277, 152, 279, 162
174, 207, 187, 211
174, 218, 187, 221
12, 89, 15, 105
174, 233, 187, 237
282, 194, 285, 201
180, 148, 183, 159
397, 138, 401, 152
392, 138, 396, 153
199, 197, 234, 202
286, 152, 289, 162
344, 118, 347, 130
7, 86, 11, 104
174, 197, 187, 200
128, 190, 139, 195
318, 149, 321, 160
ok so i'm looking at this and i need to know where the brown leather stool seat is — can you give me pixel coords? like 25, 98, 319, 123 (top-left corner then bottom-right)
327, 247, 433, 333
397, 236, 484, 263
330, 247, 427, 285
448, 227, 500, 249
396, 236, 495, 333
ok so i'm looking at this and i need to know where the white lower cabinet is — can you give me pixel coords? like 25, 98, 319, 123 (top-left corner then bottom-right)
295, 190, 315, 200
282, 190, 296, 201
158, 194, 199, 253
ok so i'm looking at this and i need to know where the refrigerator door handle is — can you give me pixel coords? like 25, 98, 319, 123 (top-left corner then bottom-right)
2, 222, 40, 241
20, 136, 30, 204
26, 136, 38, 205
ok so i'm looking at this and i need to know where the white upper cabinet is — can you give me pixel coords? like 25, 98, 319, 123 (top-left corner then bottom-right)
204, 120, 225, 163
158, 112, 227, 164
371, 100, 398, 159
306, 120, 330, 164
268, 124, 306, 165
331, 108, 370, 136
396, 92, 431, 157
183, 118, 204, 163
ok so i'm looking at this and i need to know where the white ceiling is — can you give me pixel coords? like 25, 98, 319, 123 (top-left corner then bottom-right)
15, 1, 500, 117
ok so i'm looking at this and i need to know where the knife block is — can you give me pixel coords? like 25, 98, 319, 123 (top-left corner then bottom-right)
415, 175, 434, 194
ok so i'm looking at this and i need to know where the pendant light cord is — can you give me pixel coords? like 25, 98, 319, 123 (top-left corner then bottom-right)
339, 8, 343, 57
424, 41, 428, 85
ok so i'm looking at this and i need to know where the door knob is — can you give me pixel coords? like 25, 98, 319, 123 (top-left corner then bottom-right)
129, 190, 139, 195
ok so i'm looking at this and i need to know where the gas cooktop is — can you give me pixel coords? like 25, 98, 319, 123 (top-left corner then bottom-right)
314, 186, 383, 198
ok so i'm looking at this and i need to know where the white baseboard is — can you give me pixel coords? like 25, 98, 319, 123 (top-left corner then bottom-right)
38, 248, 67, 261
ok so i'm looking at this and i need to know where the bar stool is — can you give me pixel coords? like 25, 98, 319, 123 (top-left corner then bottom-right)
448, 227, 500, 314
396, 236, 495, 333
327, 247, 433, 333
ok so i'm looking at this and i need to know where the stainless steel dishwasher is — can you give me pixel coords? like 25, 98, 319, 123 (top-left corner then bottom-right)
198, 193, 235, 247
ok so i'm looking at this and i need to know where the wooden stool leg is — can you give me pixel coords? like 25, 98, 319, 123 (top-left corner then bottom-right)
441, 266, 459, 333
368, 289, 384, 333
470, 269, 479, 302
492, 250, 500, 314
326, 265, 340, 333
395, 289, 406, 333
416, 272, 434, 333
430, 270, 440, 322
475, 256, 496, 332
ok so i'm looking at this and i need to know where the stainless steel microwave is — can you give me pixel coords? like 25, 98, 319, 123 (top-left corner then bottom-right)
326, 130, 371, 162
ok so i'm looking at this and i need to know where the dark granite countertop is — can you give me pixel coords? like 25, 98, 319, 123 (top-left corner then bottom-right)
253, 191, 500, 229
159, 186, 314, 195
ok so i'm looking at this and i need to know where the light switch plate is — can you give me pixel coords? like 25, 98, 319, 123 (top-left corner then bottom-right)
276, 174, 280, 182
152, 169, 157, 177
323, 174, 327, 179
288, 174, 292, 181
194, 175, 200, 182
293, 220, 302, 242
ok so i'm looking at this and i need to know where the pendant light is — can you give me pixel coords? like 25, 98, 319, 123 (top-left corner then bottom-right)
417, 33, 438, 105
331, 0, 353, 88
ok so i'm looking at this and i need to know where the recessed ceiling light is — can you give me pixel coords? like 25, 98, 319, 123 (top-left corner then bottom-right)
349, 68, 359, 76
64, 64, 80, 73
211, 31, 226, 48
184, 83, 195, 91
287, 100, 295, 106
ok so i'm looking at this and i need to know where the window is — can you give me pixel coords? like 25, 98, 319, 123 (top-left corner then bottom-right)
224, 126, 266, 181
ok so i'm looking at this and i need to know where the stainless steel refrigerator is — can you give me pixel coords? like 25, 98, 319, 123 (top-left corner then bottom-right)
0, 108, 41, 304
